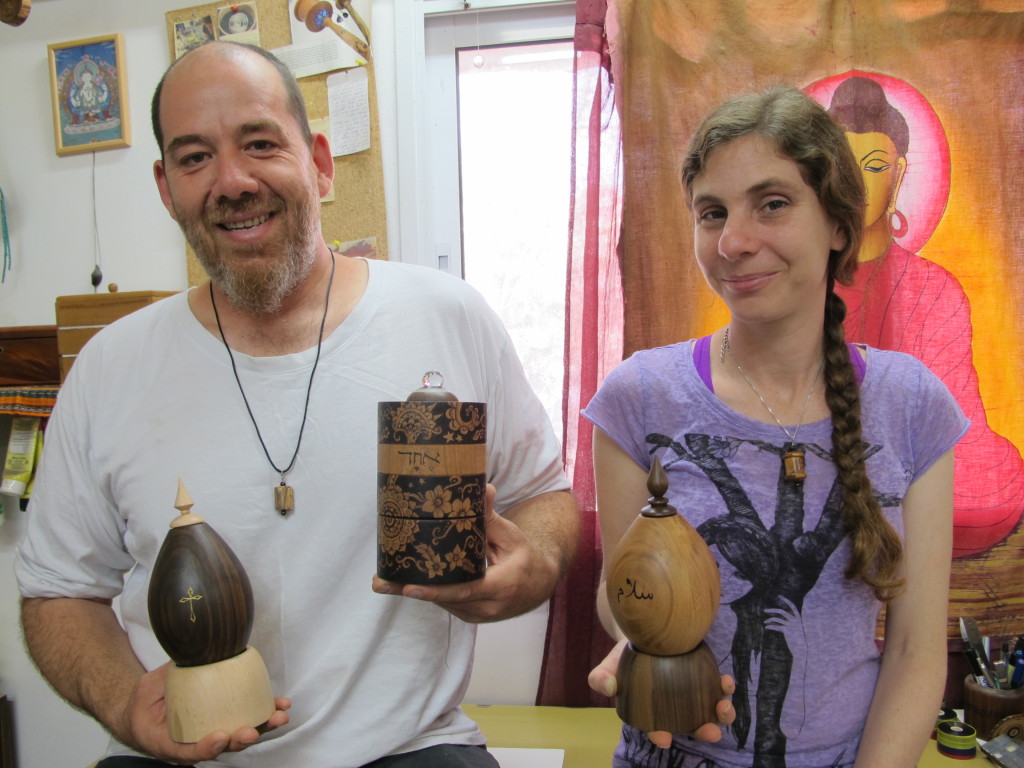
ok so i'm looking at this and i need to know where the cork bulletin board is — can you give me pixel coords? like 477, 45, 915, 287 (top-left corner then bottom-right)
164, 0, 388, 286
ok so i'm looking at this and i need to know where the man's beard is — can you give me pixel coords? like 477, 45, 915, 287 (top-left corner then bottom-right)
180, 190, 319, 314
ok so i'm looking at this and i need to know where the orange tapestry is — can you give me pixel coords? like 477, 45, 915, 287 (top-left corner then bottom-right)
610, 0, 1024, 638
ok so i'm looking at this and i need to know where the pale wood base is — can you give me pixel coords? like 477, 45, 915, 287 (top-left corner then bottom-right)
615, 641, 720, 734
165, 645, 275, 743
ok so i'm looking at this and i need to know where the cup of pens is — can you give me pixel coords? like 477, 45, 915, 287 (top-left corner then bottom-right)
963, 675, 1024, 740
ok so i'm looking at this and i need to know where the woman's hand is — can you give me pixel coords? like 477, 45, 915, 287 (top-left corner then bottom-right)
588, 639, 736, 748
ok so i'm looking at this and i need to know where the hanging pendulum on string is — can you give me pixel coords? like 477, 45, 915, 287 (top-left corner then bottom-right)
91, 152, 104, 292
722, 327, 822, 484
211, 254, 335, 515
274, 477, 295, 513
782, 443, 807, 484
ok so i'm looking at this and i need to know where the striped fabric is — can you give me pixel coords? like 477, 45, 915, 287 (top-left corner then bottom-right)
0, 386, 58, 417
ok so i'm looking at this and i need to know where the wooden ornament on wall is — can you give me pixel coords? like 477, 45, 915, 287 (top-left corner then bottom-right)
0, 0, 30, 27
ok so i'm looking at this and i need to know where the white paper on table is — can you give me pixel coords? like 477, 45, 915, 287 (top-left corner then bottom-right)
326, 67, 370, 157
489, 747, 565, 767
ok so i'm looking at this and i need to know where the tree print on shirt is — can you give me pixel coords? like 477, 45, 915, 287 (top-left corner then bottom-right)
639, 431, 897, 768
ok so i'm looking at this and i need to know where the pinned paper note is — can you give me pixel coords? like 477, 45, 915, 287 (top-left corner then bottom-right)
326, 67, 370, 157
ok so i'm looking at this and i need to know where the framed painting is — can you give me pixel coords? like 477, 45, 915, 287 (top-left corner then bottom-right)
47, 33, 131, 157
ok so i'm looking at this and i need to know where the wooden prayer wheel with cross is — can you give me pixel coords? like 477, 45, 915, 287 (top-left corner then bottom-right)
147, 479, 274, 743
605, 457, 722, 734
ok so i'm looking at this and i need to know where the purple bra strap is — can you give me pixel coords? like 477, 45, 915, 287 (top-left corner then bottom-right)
696, 336, 865, 391
695, 335, 715, 392
848, 342, 866, 385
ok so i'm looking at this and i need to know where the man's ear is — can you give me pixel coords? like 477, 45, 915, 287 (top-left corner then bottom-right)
153, 160, 179, 222
311, 132, 335, 200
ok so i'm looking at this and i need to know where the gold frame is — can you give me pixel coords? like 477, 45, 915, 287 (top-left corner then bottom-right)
47, 33, 131, 157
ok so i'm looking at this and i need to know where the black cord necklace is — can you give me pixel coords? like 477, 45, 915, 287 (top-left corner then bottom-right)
210, 253, 335, 516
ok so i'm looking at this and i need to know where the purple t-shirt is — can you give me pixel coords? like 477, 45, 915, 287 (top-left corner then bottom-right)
584, 342, 968, 768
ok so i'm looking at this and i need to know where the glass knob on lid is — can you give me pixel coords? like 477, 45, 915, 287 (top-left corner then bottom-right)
406, 370, 458, 401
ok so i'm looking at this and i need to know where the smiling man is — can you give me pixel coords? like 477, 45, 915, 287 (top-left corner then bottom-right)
16, 42, 578, 768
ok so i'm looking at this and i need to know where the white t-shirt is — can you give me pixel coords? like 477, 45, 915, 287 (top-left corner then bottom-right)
16, 258, 569, 766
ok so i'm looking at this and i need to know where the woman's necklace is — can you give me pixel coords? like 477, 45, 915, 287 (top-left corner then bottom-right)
720, 326, 823, 484
210, 253, 335, 515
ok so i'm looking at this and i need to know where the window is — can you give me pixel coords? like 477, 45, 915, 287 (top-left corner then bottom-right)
456, 39, 573, 437
398, 1, 575, 705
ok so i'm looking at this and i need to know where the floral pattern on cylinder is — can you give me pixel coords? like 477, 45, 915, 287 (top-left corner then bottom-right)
377, 399, 487, 584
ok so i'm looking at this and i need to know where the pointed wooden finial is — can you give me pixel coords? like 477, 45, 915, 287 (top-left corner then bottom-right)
170, 478, 206, 527
641, 456, 677, 518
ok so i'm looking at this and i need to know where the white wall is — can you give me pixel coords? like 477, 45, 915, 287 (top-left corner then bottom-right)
0, 2, 549, 765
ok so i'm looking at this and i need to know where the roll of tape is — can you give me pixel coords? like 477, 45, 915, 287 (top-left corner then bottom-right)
933, 706, 960, 739
936, 720, 977, 760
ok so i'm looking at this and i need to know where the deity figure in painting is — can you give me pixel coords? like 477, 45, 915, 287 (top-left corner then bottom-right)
809, 72, 1024, 557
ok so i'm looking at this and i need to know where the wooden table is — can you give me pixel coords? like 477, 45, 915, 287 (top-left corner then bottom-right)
463, 705, 988, 767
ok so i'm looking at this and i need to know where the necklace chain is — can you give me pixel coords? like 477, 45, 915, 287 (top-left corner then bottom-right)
210, 253, 335, 486
721, 326, 822, 443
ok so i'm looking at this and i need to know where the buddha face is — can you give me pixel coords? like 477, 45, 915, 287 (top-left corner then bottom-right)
844, 131, 907, 233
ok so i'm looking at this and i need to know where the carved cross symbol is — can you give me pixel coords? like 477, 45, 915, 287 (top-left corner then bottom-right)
179, 587, 203, 623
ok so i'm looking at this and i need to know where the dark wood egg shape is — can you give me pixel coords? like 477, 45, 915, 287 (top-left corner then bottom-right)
148, 480, 254, 668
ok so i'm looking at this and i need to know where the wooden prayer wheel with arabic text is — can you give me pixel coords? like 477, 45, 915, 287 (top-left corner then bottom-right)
147, 479, 274, 743
606, 458, 722, 734
377, 371, 487, 585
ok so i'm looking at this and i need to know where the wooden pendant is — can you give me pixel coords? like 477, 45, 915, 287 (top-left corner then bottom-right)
275, 483, 294, 515
783, 447, 806, 484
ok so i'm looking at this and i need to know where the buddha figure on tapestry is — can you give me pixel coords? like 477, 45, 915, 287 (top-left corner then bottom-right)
809, 72, 1024, 558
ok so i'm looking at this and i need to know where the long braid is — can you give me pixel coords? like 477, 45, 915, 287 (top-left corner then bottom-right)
823, 284, 904, 601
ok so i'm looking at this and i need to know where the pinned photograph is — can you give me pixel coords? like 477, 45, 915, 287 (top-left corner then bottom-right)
173, 16, 216, 59
217, 3, 260, 45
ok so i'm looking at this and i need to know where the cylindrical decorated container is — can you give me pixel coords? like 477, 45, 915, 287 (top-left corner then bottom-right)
377, 371, 487, 584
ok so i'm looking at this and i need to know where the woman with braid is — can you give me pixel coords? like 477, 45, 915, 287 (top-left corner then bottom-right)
584, 86, 967, 768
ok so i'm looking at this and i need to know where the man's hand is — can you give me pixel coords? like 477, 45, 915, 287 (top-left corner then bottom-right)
372, 485, 578, 623
123, 663, 291, 762
588, 639, 736, 748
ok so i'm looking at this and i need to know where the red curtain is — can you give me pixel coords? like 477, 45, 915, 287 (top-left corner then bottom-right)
536, 0, 622, 707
